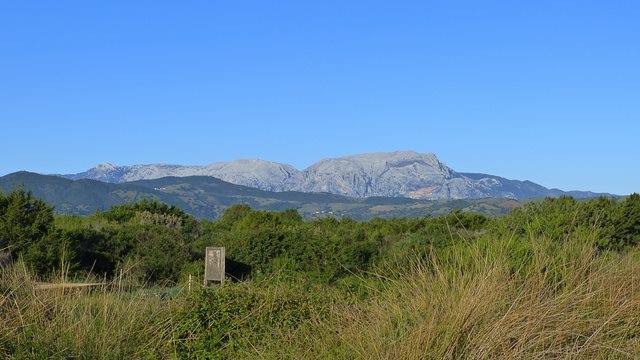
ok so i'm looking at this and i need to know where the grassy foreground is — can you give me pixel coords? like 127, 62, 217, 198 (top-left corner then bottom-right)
2, 234, 640, 359
272, 237, 640, 359
0, 262, 178, 358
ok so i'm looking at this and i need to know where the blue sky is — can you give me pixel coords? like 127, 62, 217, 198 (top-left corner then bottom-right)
1, 1, 638, 194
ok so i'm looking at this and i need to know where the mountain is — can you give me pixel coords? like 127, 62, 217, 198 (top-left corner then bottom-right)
60, 151, 612, 200
0, 172, 520, 220
291, 152, 457, 198
64, 160, 298, 192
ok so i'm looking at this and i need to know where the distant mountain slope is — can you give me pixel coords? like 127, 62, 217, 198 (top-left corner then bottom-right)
458, 173, 603, 200
59, 151, 613, 200
1, 172, 521, 220
64, 159, 299, 192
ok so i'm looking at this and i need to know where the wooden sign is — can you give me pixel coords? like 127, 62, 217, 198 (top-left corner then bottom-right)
204, 247, 225, 285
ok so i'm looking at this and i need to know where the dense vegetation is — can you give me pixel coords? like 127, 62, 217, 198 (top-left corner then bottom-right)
1, 189, 640, 358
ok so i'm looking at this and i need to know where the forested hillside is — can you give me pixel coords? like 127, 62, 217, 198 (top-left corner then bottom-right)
0, 171, 521, 220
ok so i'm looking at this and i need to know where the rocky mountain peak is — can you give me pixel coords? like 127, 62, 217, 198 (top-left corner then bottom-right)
96, 163, 117, 170
293, 151, 455, 197
59, 151, 606, 201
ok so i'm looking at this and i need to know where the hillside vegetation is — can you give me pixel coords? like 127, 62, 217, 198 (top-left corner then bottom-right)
1, 189, 639, 358
0, 171, 520, 220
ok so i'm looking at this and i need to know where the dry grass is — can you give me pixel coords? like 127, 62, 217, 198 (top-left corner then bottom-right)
266, 236, 640, 359
0, 261, 178, 359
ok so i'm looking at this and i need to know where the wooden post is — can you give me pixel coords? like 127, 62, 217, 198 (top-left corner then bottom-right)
188, 274, 192, 293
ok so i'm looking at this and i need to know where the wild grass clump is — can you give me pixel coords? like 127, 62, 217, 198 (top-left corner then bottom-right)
263, 235, 640, 359
0, 261, 178, 359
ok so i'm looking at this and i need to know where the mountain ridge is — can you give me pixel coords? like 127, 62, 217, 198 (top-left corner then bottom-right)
58, 151, 613, 200
0, 171, 523, 220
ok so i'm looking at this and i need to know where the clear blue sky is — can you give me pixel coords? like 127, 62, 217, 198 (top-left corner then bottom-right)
1, 1, 638, 194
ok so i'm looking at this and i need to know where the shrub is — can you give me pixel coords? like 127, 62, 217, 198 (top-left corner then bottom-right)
173, 276, 334, 358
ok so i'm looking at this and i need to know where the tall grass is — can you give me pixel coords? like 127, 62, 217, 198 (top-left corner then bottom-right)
261, 235, 640, 359
0, 261, 178, 359
3, 233, 640, 359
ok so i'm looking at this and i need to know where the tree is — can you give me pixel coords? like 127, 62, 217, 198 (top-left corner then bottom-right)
0, 188, 54, 258
612, 193, 640, 248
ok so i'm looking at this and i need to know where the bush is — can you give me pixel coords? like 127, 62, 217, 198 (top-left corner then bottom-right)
173, 276, 334, 358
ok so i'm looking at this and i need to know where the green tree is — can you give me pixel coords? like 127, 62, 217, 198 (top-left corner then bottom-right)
0, 189, 54, 258
23, 229, 76, 276
611, 193, 640, 248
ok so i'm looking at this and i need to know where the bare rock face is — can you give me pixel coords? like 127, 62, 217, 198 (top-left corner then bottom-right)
62, 151, 601, 200
65, 160, 300, 192
205, 160, 300, 192
293, 151, 456, 198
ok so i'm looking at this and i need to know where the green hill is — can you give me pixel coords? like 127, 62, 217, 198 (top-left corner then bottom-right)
0, 172, 520, 219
